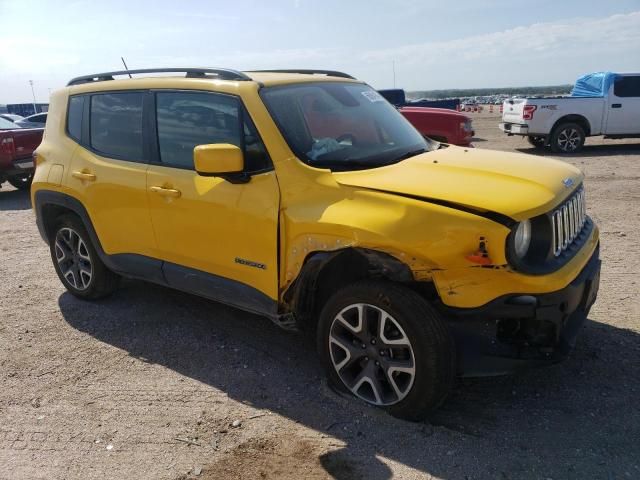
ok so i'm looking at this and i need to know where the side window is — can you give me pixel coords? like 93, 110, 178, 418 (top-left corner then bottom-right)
67, 96, 84, 141
614, 76, 640, 98
90, 92, 144, 161
155, 91, 270, 172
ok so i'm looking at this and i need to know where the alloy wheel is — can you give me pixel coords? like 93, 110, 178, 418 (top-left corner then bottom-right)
328, 303, 416, 406
557, 128, 581, 152
54, 227, 93, 291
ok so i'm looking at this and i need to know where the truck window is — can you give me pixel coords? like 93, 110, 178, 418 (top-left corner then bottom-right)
90, 92, 144, 161
614, 76, 640, 98
155, 91, 270, 172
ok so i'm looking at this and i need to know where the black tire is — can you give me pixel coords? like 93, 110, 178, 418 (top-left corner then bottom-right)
317, 280, 455, 421
550, 123, 585, 153
49, 214, 119, 300
527, 136, 547, 149
7, 173, 33, 190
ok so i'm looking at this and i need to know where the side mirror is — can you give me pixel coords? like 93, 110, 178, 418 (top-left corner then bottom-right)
194, 143, 244, 177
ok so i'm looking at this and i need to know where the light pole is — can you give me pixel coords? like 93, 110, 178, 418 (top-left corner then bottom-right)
29, 80, 37, 114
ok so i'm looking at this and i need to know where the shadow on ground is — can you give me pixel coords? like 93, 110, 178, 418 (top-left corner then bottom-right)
0, 187, 31, 211
59, 280, 640, 479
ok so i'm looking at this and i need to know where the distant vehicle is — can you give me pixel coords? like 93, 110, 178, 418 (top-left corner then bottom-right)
377, 89, 460, 111
15, 112, 48, 129
500, 72, 640, 153
0, 117, 43, 190
399, 106, 474, 146
0, 114, 24, 123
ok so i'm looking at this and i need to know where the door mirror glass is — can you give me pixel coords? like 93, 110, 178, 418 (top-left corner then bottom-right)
194, 143, 244, 176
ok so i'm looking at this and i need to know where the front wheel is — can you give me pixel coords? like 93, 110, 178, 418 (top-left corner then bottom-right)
550, 123, 585, 153
7, 173, 33, 190
317, 280, 455, 421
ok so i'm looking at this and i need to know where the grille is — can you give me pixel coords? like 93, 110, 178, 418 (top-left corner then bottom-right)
552, 188, 587, 257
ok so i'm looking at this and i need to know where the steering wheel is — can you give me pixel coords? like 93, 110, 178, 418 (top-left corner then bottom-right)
336, 133, 357, 146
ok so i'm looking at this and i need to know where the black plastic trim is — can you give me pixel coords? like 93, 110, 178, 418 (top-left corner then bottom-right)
248, 69, 355, 79
67, 68, 251, 86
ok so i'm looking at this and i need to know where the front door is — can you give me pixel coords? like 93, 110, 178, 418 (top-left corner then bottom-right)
605, 75, 640, 135
146, 90, 280, 312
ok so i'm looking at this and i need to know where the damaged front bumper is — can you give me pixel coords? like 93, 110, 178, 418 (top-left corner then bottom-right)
443, 246, 601, 376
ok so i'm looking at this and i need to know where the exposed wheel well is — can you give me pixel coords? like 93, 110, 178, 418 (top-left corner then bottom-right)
284, 248, 435, 336
551, 115, 591, 136
40, 204, 78, 242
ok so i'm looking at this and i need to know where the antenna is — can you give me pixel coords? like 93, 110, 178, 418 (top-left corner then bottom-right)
121, 57, 132, 78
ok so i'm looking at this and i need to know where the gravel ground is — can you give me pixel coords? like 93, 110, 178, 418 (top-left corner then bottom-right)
1, 112, 639, 480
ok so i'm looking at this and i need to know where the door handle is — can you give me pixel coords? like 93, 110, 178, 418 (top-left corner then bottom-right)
150, 185, 181, 198
611, 103, 622, 108
72, 171, 96, 181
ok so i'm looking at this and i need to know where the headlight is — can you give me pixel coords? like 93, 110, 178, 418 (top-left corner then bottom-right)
513, 220, 532, 258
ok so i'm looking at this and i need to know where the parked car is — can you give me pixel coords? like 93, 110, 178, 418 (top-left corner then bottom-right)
0, 117, 43, 190
500, 72, 640, 153
15, 112, 48, 129
399, 106, 474, 146
0, 113, 24, 123
33, 67, 600, 420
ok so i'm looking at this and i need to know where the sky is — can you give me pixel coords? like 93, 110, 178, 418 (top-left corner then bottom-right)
1, 0, 639, 104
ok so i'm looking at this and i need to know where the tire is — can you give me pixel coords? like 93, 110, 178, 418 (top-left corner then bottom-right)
527, 136, 547, 149
49, 214, 119, 300
550, 123, 585, 153
7, 173, 33, 190
317, 280, 455, 421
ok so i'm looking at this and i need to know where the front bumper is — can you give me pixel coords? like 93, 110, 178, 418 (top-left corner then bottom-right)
499, 122, 529, 135
444, 246, 601, 376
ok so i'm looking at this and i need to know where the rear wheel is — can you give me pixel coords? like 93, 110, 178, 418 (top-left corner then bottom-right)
50, 214, 119, 299
527, 136, 547, 149
317, 280, 455, 421
550, 123, 585, 153
7, 173, 33, 190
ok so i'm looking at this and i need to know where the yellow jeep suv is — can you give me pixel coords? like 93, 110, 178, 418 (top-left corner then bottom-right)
32, 68, 600, 420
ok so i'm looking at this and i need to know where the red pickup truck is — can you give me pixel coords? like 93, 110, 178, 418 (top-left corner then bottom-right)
0, 117, 43, 190
399, 106, 474, 147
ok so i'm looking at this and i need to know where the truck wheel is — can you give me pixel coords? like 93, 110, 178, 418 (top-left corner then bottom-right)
50, 214, 120, 300
7, 173, 33, 190
527, 136, 547, 149
317, 280, 455, 421
550, 123, 585, 153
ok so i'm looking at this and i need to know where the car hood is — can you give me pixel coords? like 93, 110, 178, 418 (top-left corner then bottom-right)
332, 147, 582, 221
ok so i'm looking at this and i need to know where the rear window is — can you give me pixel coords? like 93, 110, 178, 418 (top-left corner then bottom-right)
614, 76, 640, 98
67, 96, 84, 141
90, 92, 144, 160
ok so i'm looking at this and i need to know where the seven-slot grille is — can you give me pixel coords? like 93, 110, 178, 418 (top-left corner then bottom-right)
552, 188, 587, 257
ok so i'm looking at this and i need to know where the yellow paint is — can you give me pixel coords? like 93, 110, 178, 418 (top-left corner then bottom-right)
32, 73, 598, 310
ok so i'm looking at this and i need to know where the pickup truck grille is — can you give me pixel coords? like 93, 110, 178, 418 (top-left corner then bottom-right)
552, 188, 587, 257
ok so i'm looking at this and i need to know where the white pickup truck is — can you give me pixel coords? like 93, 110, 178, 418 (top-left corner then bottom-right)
499, 72, 640, 153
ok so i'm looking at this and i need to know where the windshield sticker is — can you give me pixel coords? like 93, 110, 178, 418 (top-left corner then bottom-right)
361, 90, 385, 103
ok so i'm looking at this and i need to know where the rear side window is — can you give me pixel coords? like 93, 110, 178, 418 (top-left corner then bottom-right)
67, 96, 84, 141
155, 91, 270, 171
90, 92, 144, 160
614, 76, 640, 98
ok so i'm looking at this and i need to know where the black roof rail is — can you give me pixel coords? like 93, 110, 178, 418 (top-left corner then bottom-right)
67, 68, 251, 86
247, 69, 356, 79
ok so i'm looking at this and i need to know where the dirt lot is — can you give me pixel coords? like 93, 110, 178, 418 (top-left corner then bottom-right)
1, 111, 639, 480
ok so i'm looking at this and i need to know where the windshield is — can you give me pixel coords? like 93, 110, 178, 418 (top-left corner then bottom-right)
0, 117, 19, 130
261, 82, 435, 171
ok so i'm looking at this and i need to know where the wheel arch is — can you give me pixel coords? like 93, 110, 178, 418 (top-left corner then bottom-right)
283, 247, 430, 334
551, 114, 591, 136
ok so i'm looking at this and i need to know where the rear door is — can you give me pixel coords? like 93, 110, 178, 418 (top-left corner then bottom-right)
145, 90, 280, 311
67, 91, 157, 269
604, 75, 640, 134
